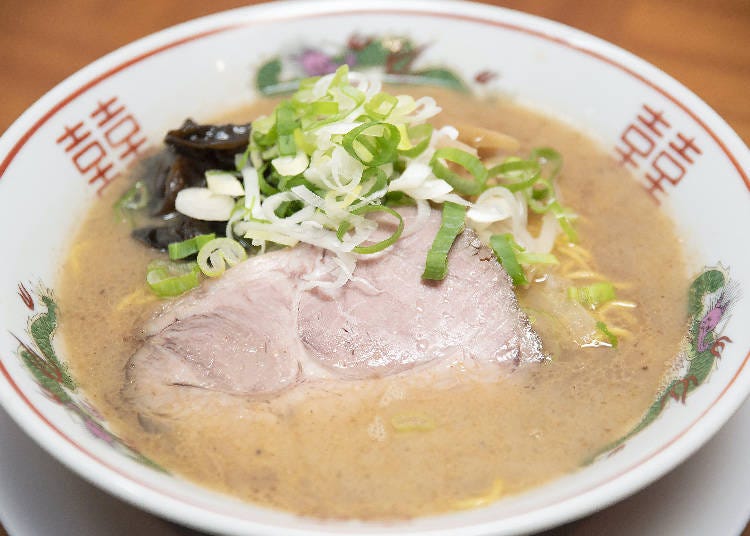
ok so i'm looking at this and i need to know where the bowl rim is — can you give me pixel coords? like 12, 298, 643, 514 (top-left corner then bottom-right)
0, 1, 748, 535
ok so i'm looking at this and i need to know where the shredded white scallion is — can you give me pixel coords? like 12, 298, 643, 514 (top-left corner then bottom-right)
170, 66, 571, 288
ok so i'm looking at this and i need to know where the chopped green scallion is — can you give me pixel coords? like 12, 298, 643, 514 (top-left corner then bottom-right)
596, 321, 619, 348
398, 124, 433, 158
568, 282, 617, 309
114, 180, 148, 224
391, 413, 436, 432
364, 92, 398, 120
361, 166, 388, 196
168, 233, 216, 260
550, 201, 579, 243
487, 159, 540, 192
292, 128, 316, 155
489, 233, 528, 286
197, 237, 248, 277
146, 260, 201, 297
516, 251, 559, 265
308, 100, 339, 116
275, 102, 298, 157
530, 147, 563, 181
526, 179, 556, 213
338, 205, 404, 254
422, 201, 467, 280
430, 147, 488, 195
342, 121, 401, 166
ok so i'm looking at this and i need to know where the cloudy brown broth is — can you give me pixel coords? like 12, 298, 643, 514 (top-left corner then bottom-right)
58, 87, 688, 519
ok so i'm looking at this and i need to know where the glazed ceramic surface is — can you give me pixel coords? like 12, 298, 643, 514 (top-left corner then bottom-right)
0, 1, 748, 535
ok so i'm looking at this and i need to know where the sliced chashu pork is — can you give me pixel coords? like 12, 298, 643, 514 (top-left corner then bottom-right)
125, 207, 544, 416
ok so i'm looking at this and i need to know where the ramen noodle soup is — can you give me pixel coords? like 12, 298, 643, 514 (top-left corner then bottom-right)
58, 75, 688, 519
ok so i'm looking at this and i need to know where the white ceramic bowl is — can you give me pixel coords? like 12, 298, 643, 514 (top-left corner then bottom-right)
1, 1, 748, 535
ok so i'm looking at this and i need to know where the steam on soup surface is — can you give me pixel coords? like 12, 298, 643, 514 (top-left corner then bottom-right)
58, 84, 687, 519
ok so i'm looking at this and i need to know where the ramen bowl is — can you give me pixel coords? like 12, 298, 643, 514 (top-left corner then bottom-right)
0, 1, 748, 535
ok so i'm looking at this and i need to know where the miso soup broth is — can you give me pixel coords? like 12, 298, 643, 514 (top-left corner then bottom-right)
59, 86, 687, 519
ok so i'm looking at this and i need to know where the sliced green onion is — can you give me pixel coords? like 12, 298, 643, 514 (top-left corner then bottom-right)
272, 151, 309, 177
422, 201, 467, 280
340, 83, 366, 108
257, 164, 280, 196
361, 166, 388, 196
309, 100, 339, 116
168, 233, 216, 260
430, 147, 488, 195
487, 159, 540, 192
530, 180, 551, 200
252, 121, 277, 148
550, 201, 579, 243
197, 237, 248, 277
391, 413, 436, 432
567, 282, 616, 309
516, 251, 559, 265
293, 128, 316, 155
295, 74, 320, 94
530, 147, 562, 180
275, 102, 298, 157
526, 179, 556, 213
277, 175, 322, 194
276, 134, 295, 158
236, 69, 578, 292
489, 234, 528, 286
342, 121, 401, 166
236, 145, 252, 171
274, 199, 304, 219
329, 64, 350, 89
364, 92, 398, 120
383, 191, 417, 207
398, 124, 433, 158
252, 114, 275, 134
260, 145, 279, 160
146, 260, 201, 297
335, 220, 352, 243
596, 321, 619, 348
114, 180, 148, 223
338, 205, 404, 254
